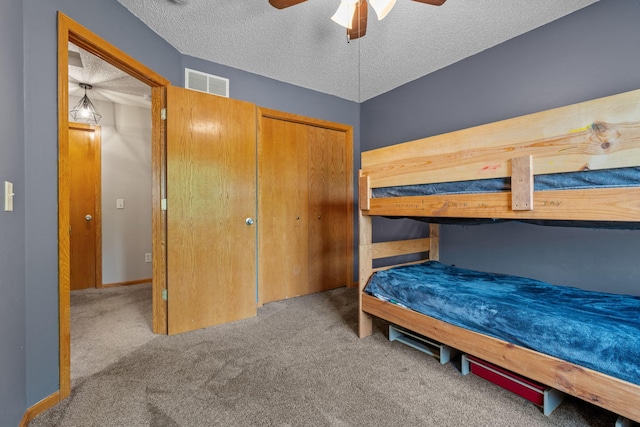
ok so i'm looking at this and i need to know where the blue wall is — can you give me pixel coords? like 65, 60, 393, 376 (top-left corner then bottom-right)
0, 0, 26, 425
361, 0, 640, 295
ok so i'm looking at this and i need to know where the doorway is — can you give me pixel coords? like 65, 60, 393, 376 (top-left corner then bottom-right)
68, 41, 155, 291
58, 12, 170, 400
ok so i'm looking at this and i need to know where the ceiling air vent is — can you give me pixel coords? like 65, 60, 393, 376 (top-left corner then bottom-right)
184, 68, 229, 98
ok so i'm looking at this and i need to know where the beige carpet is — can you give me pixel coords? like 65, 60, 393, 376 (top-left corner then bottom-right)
31, 286, 618, 426
69, 283, 155, 382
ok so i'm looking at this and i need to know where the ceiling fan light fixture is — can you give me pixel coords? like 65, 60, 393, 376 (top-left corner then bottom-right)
369, 0, 396, 20
331, 0, 358, 29
70, 83, 102, 125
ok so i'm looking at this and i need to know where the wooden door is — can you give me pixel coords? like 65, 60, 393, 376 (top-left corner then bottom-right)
166, 86, 257, 335
69, 123, 101, 290
257, 109, 353, 304
307, 126, 349, 293
257, 117, 309, 304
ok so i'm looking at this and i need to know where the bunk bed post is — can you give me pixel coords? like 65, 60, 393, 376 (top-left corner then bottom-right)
359, 171, 373, 338
358, 213, 373, 337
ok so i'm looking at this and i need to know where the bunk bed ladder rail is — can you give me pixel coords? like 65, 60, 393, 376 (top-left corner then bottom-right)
358, 182, 440, 338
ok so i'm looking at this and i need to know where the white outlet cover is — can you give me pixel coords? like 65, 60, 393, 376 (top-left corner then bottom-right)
4, 181, 14, 212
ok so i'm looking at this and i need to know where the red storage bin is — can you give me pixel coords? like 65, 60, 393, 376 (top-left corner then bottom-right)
465, 355, 546, 406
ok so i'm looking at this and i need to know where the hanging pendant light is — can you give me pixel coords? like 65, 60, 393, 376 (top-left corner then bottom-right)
70, 83, 102, 124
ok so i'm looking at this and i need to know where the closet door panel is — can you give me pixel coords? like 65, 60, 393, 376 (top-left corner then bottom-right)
308, 126, 349, 293
258, 118, 309, 304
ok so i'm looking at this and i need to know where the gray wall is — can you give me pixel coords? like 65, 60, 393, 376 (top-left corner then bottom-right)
0, 0, 26, 425
361, 0, 640, 295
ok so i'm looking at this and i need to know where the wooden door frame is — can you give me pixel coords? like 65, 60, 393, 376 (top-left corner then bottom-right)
68, 122, 102, 289
58, 12, 170, 399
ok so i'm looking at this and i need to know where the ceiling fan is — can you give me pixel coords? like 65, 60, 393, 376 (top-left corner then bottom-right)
269, 0, 447, 40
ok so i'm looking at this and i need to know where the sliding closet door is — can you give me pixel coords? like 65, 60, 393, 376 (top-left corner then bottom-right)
166, 86, 257, 335
257, 117, 309, 304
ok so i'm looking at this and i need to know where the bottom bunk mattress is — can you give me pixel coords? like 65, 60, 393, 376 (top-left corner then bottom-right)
364, 261, 640, 386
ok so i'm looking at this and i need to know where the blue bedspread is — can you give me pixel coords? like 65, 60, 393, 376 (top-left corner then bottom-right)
365, 261, 640, 385
372, 166, 640, 198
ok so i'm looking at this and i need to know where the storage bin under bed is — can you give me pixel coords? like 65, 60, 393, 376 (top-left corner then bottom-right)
461, 354, 564, 416
388, 324, 459, 364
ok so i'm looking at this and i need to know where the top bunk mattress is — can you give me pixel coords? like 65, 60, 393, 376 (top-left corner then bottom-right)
364, 261, 640, 386
372, 166, 640, 198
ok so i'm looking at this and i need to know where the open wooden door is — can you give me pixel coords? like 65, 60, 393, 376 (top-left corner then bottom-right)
166, 86, 257, 335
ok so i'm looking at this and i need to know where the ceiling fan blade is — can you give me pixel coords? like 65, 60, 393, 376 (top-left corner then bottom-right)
347, 0, 368, 40
269, 0, 307, 9
412, 0, 446, 5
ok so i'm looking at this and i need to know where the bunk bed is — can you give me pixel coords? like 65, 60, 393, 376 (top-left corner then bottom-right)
358, 89, 640, 423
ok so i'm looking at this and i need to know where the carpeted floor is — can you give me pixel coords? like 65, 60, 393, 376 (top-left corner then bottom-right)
31, 286, 619, 426
69, 283, 155, 381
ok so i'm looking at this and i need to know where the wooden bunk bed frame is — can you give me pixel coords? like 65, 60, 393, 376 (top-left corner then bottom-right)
358, 89, 640, 423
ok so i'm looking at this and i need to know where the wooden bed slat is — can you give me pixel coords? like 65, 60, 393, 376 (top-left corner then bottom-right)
371, 259, 430, 274
365, 132, 640, 189
362, 294, 640, 423
511, 156, 533, 211
372, 238, 431, 259
365, 187, 640, 222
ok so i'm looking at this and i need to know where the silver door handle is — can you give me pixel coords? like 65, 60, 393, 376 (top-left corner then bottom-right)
85, 215, 93, 221
245, 217, 254, 225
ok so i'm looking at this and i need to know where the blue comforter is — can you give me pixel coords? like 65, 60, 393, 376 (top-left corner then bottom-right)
365, 261, 640, 385
372, 166, 640, 198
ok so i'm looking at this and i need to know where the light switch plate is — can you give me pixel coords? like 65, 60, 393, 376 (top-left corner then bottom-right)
116, 198, 124, 209
4, 181, 14, 212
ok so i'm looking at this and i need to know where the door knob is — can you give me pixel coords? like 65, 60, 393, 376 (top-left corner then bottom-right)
85, 215, 93, 221
245, 217, 254, 225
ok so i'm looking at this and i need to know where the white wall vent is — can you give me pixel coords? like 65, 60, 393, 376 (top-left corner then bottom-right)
184, 68, 229, 98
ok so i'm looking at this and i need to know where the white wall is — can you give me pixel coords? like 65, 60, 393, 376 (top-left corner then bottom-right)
70, 96, 153, 285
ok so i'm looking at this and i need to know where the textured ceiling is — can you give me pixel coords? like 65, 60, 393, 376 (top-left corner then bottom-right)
117, 0, 598, 102
69, 43, 151, 108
